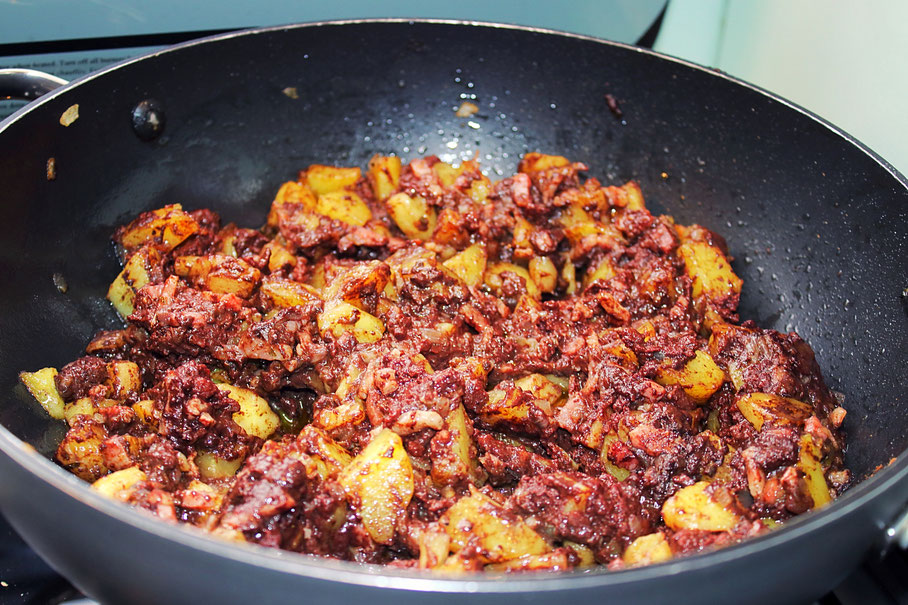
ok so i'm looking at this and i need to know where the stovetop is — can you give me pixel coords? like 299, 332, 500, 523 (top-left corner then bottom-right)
2, 511, 907, 605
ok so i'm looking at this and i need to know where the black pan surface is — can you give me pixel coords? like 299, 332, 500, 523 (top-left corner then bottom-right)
0, 20, 906, 605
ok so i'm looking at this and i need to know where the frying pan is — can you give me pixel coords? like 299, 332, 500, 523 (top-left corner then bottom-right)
0, 20, 906, 605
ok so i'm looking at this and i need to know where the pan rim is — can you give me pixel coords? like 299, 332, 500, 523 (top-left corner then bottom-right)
1, 17, 906, 594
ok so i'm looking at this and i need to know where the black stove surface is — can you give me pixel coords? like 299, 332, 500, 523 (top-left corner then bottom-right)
3, 511, 906, 605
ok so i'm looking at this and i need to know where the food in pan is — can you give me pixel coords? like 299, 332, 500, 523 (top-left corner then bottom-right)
20, 152, 850, 571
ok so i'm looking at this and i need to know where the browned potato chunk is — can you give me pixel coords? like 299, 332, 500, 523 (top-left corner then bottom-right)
19, 367, 65, 420
107, 247, 160, 317
260, 276, 322, 308
518, 152, 570, 173
92, 466, 147, 500
368, 155, 402, 201
529, 256, 558, 293
429, 404, 483, 487
196, 451, 244, 480
57, 421, 108, 482
623, 532, 673, 566
338, 429, 415, 545
440, 489, 550, 563
662, 481, 741, 531
485, 262, 540, 300
735, 393, 813, 431
316, 191, 372, 226
442, 243, 487, 287
678, 241, 742, 302
386, 192, 437, 240
304, 164, 361, 195
216, 383, 280, 440
655, 351, 725, 403
107, 360, 141, 399
798, 434, 832, 508
118, 204, 199, 252
174, 255, 262, 298
317, 301, 385, 343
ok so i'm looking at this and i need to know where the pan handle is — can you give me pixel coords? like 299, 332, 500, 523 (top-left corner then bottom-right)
0, 69, 68, 101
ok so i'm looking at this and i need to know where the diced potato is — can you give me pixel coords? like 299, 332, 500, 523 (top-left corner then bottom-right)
562, 260, 577, 295
735, 393, 813, 431
485, 262, 540, 300
19, 367, 65, 420
564, 541, 597, 568
304, 165, 361, 195
118, 204, 199, 252
324, 261, 391, 313
386, 192, 437, 240
107, 248, 158, 317
442, 243, 487, 287
63, 397, 105, 426
620, 181, 646, 211
316, 191, 372, 226
518, 152, 570, 173
317, 301, 385, 344
655, 351, 725, 404
338, 429, 415, 545
260, 276, 322, 308
798, 434, 832, 509
467, 176, 491, 204
263, 240, 298, 273
174, 255, 262, 299
301, 426, 353, 479
600, 432, 631, 481
486, 550, 571, 572
514, 374, 565, 407
433, 208, 468, 246
430, 404, 482, 486
314, 400, 365, 432
368, 155, 402, 201
416, 523, 451, 569
107, 360, 141, 399
132, 399, 157, 427
678, 241, 743, 302
57, 421, 108, 481
196, 451, 243, 480
217, 383, 280, 440
582, 257, 617, 290
92, 466, 147, 499
529, 256, 558, 293
433, 161, 467, 188
662, 481, 741, 531
623, 532, 673, 566
440, 489, 550, 563
481, 379, 554, 434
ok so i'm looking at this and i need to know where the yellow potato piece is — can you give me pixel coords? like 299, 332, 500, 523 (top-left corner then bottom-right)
217, 383, 280, 440
678, 241, 743, 301
92, 466, 147, 499
623, 532, 673, 566
662, 481, 740, 531
174, 254, 262, 299
485, 262, 540, 300
655, 351, 725, 403
518, 152, 570, 173
582, 257, 617, 290
119, 204, 199, 251
736, 393, 813, 431
338, 429, 415, 545
304, 165, 361, 195
260, 277, 323, 308
107, 248, 158, 317
19, 367, 65, 420
368, 155, 402, 201
317, 301, 385, 344
442, 243, 487, 287
196, 451, 243, 480
440, 489, 550, 563
430, 404, 482, 486
107, 360, 141, 398
386, 192, 437, 240
600, 433, 630, 481
529, 256, 558, 293
316, 190, 372, 226
798, 434, 832, 509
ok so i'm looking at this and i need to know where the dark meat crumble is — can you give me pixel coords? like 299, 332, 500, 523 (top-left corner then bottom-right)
20, 152, 849, 571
